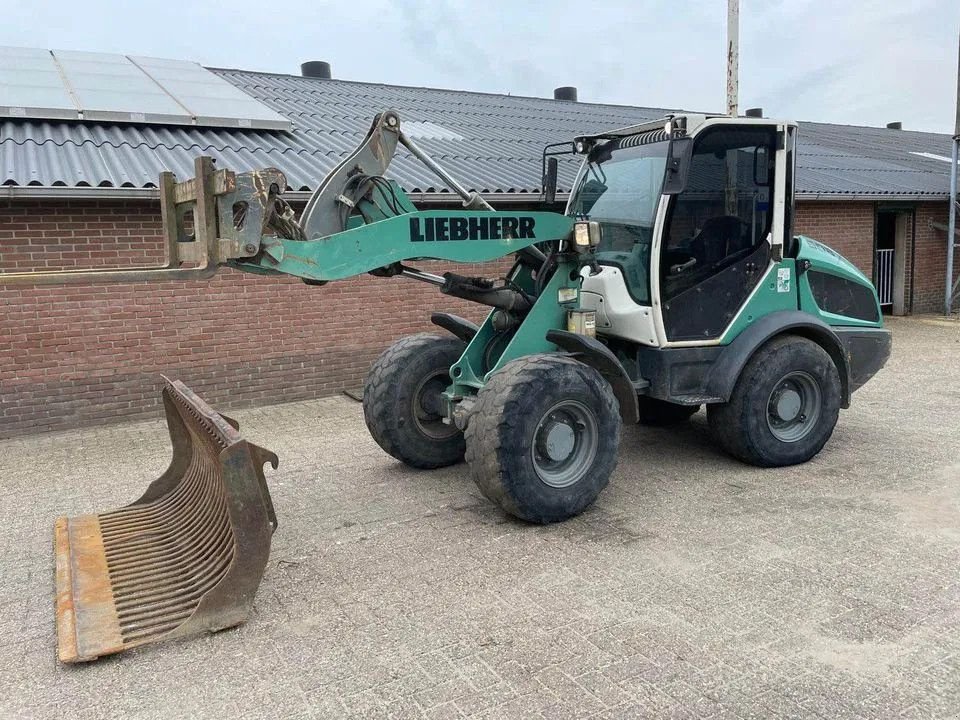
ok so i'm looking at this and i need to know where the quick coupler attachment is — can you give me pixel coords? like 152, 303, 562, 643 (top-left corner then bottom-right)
54, 379, 278, 663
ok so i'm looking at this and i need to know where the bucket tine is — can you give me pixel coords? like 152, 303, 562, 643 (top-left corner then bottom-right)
54, 378, 279, 663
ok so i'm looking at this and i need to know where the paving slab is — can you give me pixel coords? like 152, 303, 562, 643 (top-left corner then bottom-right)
1, 316, 959, 718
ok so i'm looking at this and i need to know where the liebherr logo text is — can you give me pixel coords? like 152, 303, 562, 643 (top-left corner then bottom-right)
410, 216, 536, 242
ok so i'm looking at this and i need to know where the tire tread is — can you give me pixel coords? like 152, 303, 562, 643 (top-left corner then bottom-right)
465, 354, 620, 523
363, 333, 465, 468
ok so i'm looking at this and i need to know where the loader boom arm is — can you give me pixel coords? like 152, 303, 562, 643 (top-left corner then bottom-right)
0, 110, 574, 287
234, 209, 573, 283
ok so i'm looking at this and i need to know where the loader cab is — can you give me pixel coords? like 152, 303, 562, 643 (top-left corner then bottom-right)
568, 115, 796, 347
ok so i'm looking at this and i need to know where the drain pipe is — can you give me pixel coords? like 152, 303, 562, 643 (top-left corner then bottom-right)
948, 137, 958, 315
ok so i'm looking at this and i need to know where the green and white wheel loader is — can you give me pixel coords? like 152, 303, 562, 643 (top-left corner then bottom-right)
4, 111, 890, 660
347, 112, 892, 523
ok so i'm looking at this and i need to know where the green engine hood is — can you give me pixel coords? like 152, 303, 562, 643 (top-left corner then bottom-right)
795, 235, 871, 286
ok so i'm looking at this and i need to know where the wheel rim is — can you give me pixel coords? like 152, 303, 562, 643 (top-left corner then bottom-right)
766, 370, 822, 443
531, 400, 599, 488
412, 370, 457, 440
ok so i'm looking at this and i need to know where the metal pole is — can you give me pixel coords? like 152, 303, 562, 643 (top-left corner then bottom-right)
727, 0, 739, 117
947, 29, 959, 315
725, 0, 740, 214
947, 140, 958, 314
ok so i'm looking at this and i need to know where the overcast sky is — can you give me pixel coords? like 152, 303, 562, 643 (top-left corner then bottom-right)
2, 0, 957, 133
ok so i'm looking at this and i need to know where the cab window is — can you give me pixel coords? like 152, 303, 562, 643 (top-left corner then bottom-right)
569, 137, 669, 305
660, 127, 776, 301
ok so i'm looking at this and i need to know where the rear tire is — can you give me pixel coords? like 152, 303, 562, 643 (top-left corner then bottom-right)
465, 354, 621, 524
707, 335, 841, 467
637, 397, 700, 426
363, 333, 466, 469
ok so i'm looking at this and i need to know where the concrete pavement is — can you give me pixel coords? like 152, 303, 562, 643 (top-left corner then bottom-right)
1, 316, 958, 718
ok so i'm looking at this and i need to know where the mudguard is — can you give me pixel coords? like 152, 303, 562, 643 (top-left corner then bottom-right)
546, 329, 640, 423
704, 310, 852, 408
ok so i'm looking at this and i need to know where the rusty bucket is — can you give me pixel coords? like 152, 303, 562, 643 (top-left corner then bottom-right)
54, 379, 278, 663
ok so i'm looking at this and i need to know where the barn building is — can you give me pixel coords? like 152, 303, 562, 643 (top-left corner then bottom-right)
1, 49, 956, 437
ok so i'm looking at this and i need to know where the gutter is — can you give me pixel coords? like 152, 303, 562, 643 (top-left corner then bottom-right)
2, 186, 563, 205
795, 192, 949, 202
2, 186, 163, 200
3, 186, 950, 204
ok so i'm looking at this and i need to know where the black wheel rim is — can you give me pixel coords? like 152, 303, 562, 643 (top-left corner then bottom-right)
531, 400, 599, 488
766, 370, 822, 443
412, 370, 457, 440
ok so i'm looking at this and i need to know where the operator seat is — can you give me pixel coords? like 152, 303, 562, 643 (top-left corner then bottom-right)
690, 215, 748, 266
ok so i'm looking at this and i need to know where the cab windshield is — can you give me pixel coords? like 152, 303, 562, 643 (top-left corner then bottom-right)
567, 138, 669, 304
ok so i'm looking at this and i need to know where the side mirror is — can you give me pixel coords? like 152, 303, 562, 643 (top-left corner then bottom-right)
544, 157, 559, 205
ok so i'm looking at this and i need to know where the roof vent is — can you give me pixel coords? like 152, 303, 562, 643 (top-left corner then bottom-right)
886, 121, 902, 130
301, 61, 332, 79
744, 107, 763, 118
553, 86, 578, 102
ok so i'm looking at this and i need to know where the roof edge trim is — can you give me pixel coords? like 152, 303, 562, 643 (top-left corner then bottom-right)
1, 186, 571, 204
795, 192, 949, 202
3, 186, 950, 203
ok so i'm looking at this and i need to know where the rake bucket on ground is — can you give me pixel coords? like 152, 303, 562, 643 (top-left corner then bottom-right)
54, 379, 278, 663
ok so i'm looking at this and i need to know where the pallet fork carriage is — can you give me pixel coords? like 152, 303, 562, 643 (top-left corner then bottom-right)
2, 110, 891, 661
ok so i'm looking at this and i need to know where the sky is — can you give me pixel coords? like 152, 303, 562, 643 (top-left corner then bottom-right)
2, 0, 957, 133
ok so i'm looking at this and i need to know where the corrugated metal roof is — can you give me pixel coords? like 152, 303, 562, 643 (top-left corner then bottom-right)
0, 67, 954, 200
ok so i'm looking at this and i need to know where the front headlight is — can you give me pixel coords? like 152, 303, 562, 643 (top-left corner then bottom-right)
572, 221, 602, 251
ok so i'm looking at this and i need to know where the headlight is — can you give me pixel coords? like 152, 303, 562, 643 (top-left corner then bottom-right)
572, 221, 601, 251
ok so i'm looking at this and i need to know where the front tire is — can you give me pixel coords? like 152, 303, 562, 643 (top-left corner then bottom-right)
465, 354, 621, 524
363, 333, 466, 469
707, 335, 841, 467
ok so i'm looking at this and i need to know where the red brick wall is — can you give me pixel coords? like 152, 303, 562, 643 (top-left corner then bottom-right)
2, 197, 955, 437
0, 200, 167, 270
794, 201, 954, 314
910, 204, 954, 314
794, 202, 875, 278
0, 199, 503, 438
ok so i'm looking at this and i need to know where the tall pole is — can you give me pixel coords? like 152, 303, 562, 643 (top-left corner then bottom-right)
947, 28, 959, 316
727, 0, 739, 117
725, 0, 740, 215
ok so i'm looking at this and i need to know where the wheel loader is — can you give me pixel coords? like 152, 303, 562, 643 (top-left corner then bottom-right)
3, 110, 891, 661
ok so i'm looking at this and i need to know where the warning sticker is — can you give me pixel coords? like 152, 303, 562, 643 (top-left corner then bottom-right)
777, 267, 791, 293
756, 187, 770, 212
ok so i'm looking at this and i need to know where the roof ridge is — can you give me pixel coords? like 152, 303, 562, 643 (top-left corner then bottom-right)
209, 67, 953, 137
206, 66, 680, 116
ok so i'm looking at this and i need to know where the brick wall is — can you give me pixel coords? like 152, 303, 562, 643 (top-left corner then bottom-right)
2, 197, 955, 437
910, 204, 954, 314
0, 200, 167, 270
794, 202, 876, 278
0, 199, 503, 438
794, 200, 956, 314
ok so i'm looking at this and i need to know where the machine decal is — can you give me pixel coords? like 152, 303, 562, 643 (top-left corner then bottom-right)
777, 267, 791, 293
410, 216, 536, 242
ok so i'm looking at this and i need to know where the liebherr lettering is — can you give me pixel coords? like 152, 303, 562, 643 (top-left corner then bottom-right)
409, 216, 537, 242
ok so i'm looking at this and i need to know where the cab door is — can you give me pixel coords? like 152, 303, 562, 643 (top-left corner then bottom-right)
656, 124, 781, 343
